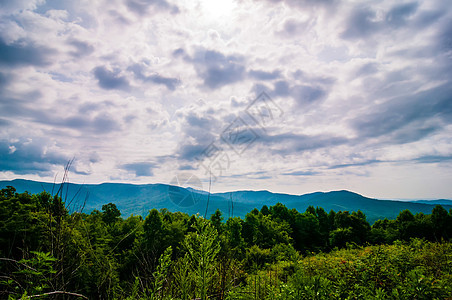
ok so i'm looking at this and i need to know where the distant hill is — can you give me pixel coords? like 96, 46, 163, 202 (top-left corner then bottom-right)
1, 179, 451, 224
410, 199, 452, 206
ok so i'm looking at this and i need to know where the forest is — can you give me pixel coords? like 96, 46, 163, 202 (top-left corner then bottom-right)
1, 185, 452, 299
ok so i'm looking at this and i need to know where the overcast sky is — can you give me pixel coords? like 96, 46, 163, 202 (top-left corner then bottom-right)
1, 0, 452, 199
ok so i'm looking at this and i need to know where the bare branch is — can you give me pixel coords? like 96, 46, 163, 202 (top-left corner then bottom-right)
21, 290, 88, 299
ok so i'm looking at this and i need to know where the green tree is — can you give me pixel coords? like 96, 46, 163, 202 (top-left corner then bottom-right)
396, 210, 416, 240
184, 218, 220, 300
210, 209, 224, 234
102, 203, 121, 225
431, 205, 450, 240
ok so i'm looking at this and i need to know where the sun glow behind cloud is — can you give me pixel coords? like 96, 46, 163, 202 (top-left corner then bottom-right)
199, 0, 237, 19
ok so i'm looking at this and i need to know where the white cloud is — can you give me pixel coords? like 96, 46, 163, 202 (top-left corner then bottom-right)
0, 0, 451, 198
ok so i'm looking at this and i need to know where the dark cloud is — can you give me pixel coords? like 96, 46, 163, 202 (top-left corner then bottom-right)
91, 114, 121, 133
0, 138, 68, 175
189, 49, 246, 89
178, 164, 196, 170
355, 63, 379, 77
0, 0, 44, 13
93, 66, 130, 91
186, 113, 214, 128
386, 2, 419, 28
172, 48, 185, 57
351, 83, 452, 144
0, 96, 121, 134
129, 64, 180, 90
0, 39, 54, 67
248, 81, 329, 113
282, 19, 304, 35
178, 144, 212, 161
414, 155, 452, 164
414, 10, 445, 29
282, 170, 318, 176
329, 160, 382, 169
0, 118, 10, 126
341, 7, 381, 39
88, 152, 101, 163
120, 162, 156, 176
126, 0, 179, 15
438, 21, 452, 53
248, 69, 281, 80
255, 131, 348, 155
147, 74, 180, 90
270, 73, 333, 107
276, 18, 310, 37
68, 39, 94, 58
341, 3, 445, 42
176, 111, 221, 161
52, 113, 121, 134
290, 85, 327, 106
273, 81, 290, 96
0, 72, 8, 88
78, 101, 115, 114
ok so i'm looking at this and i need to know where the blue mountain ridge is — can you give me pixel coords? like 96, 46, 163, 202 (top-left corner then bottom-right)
1, 179, 451, 224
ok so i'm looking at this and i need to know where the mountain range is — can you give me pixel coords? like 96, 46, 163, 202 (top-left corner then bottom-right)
1, 179, 452, 224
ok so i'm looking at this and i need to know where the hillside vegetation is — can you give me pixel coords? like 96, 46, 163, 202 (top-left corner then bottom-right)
1, 186, 452, 299
2, 179, 452, 224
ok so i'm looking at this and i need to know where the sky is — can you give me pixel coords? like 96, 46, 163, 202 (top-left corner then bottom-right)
1, 0, 452, 199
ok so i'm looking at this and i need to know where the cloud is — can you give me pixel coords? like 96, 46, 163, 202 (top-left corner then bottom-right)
385, 2, 419, 28
0, 95, 121, 134
178, 144, 211, 162
0, 138, 68, 175
351, 83, 452, 144
120, 162, 156, 176
355, 63, 379, 77
0, 0, 451, 198
189, 49, 246, 89
414, 155, 452, 164
256, 131, 349, 155
129, 63, 180, 90
125, 0, 179, 15
291, 85, 327, 105
178, 164, 196, 170
0, 39, 55, 67
0, 0, 44, 15
93, 66, 130, 91
276, 18, 311, 38
273, 81, 290, 96
0, 72, 9, 89
248, 69, 281, 81
270, 72, 334, 108
282, 170, 318, 176
0, 118, 10, 127
438, 20, 452, 53
341, 7, 381, 39
146, 74, 180, 90
260, 0, 336, 8
271, 81, 328, 107
185, 113, 214, 128
176, 111, 221, 162
328, 160, 382, 169
61, 113, 121, 134
68, 39, 95, 58
172, 48, 185, 58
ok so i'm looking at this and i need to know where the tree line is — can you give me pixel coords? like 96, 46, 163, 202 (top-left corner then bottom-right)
1, 185, 452, 299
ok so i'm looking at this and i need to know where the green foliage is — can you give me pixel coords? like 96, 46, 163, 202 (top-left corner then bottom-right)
102, 202, 121, 225
1, 251, 57, 299
2, 185, 452, 299
184, 217, 221, 300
